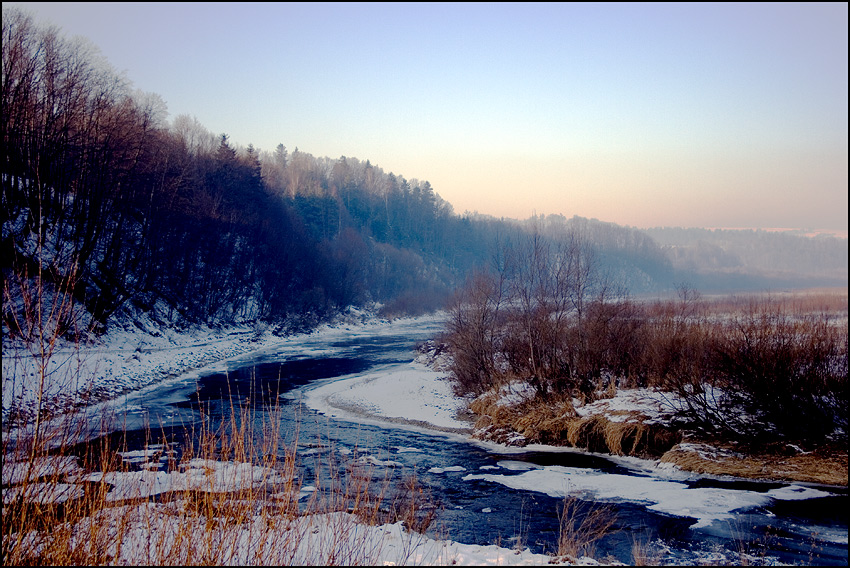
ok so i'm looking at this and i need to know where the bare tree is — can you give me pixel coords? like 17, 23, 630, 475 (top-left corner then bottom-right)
445, 269, 506, 395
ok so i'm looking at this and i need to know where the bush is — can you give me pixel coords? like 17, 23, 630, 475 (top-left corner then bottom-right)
640, 294, 848, 442
444, 271, 506, 396
448, 265, 848, 445
715, 302, 847, 441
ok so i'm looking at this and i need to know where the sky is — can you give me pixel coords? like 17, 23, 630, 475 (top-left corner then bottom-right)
7, 2, 849, 233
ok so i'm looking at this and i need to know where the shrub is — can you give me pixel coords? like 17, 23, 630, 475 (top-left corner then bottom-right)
715, 302, 848, 441
449, 267, 848, 445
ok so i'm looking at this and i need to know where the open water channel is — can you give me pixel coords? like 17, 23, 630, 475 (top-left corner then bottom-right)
95, 318, 847, 565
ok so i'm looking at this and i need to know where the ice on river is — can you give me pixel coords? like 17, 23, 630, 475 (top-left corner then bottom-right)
296, 337, 839, 533
303, 360, 472, 432
5, 313, 845, 564
463, 463, 835, 529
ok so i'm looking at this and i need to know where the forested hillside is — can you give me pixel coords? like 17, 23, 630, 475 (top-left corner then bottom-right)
2, 9, 845, 340
0, 10, 495, 336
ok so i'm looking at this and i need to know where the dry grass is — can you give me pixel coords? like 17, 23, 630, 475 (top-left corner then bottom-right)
630, 536, 666, 566
469, 387, 580, 447
470, 375, 846, 485
458, 288, 848, 488
659, 442, 848, 486
2, 253, 441, 565
469, 389, 680, 458
565, 415, 680, 458
453, 277, 847, 447
650, 288, 849, 320
2, 382, 440, 566
5, 389, 620, 566
552, 495, 617, 561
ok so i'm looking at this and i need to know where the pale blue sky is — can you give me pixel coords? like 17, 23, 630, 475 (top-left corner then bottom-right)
9, 2, 849, 232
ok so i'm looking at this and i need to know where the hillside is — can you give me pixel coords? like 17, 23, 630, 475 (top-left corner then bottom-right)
3, 9, 846, 345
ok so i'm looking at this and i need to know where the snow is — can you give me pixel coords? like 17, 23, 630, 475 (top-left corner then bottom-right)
117, 444, 177, 465
355, 455, 405, 468
673, 442, 744, 461
494, 381, 537, 407
291, 329, 842, 534
1, 307, 405, 427
3, 313, 845, 565
462, 464, 834, 530
3, 313, 602, 564
427, 466, 467, 474
572, 388, 678, 425
3, 482, 85, 505
58, 504, 599, 566
302, 361, 472, 433
80, 458, 289, 501
2, 455, 83, 484
4, 453, 599, 565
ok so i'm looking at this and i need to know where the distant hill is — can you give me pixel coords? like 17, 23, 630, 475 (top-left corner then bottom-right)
644, 226, 848, 292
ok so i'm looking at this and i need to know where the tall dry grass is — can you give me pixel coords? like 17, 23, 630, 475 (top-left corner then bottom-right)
630, 535, 665, 566
5, 376, 648, 563
2, 369, 442, 566
2, 352, 630, 566
5, 376, 616, 565
553, 495, 617, 561
468, 384, 680, 456
1, 240, 447, 564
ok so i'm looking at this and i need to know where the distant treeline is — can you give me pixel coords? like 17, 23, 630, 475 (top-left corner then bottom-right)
645, 227, 848, 291
2, 8, 845, 338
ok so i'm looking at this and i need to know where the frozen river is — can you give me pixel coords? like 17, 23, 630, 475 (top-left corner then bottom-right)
91, 317, 848, 565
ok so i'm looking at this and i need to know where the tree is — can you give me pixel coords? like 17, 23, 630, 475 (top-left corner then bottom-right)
445, 269, 506, 395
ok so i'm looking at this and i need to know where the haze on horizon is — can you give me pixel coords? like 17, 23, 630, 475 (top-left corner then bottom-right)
9, 2, 848, 234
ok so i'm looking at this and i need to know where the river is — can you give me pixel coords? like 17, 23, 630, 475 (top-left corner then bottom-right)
92, 317, 848, 565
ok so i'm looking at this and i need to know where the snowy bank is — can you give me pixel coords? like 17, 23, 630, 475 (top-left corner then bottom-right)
302, 361, 473, 435
2, 307, 403, 427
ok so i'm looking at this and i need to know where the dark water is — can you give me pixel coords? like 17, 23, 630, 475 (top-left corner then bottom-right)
94, 319, 849, 565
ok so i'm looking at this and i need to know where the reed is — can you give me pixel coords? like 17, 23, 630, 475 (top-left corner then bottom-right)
630, 535, 665, 566
2, 373, 438, 566
553, 495, 617, 561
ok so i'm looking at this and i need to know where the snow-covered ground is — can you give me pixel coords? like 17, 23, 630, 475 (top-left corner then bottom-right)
2, 447, 600, 566
2, 312, 602, 564
3, 312, 847, 564
302, 361, 472, 434
297, 351, 841, 536
2, 308, 386, 425
58, 505, 597, 566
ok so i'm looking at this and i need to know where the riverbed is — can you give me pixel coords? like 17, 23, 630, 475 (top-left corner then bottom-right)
78, 316, 849, 565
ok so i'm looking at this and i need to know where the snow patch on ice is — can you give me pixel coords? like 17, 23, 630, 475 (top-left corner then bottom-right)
428, 466, 467, 474
462, 465, 836, 529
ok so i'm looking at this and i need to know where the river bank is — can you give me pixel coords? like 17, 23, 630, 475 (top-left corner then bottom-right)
4, 312, 846, 565
6, 313, 607, 566
5, 308, 845, 489
1, 307, 393, 428
303, 337, 848, 489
